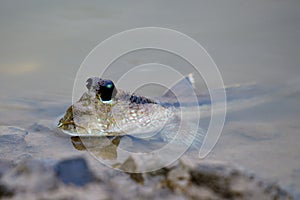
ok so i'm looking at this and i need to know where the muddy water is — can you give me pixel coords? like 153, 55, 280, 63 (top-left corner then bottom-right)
0, 0, 300, 198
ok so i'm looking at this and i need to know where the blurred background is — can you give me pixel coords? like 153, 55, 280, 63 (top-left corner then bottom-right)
0, 0, 299, 197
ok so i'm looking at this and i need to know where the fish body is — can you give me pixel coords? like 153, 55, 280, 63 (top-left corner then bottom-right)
57, 74, 266, 137
57, 77, 178, 137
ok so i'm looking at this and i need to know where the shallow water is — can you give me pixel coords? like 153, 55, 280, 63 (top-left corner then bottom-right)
0, 0, 300, 197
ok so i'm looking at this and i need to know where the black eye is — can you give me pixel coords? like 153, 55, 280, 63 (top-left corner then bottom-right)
97, 79, 116, 102
99, 80, 113, 87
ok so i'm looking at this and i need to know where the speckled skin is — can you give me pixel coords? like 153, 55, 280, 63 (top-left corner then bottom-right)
58, 78, 173, 136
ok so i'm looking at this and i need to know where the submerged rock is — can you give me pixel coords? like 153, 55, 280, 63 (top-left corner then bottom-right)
143, 160, 293, 200
0, 157, 293, 200
0, 126, 33, 163
0, 159, 58, 196
54, 157, 96, 186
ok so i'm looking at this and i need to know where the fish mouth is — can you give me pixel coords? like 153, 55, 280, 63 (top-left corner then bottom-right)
57, 105, 76, 130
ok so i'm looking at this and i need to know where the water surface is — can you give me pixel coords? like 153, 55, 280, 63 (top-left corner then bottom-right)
0, 0, 300, 197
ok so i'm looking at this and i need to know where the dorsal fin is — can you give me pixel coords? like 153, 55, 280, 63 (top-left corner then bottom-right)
161, 73, 195, 99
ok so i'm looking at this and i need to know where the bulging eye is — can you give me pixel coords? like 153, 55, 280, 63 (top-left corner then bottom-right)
96, 79, 116, 102
99, 80, 114, 88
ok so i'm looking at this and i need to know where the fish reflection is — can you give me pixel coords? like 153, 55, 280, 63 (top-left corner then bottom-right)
71, 136, 121, 160
70, 136, 142, 172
